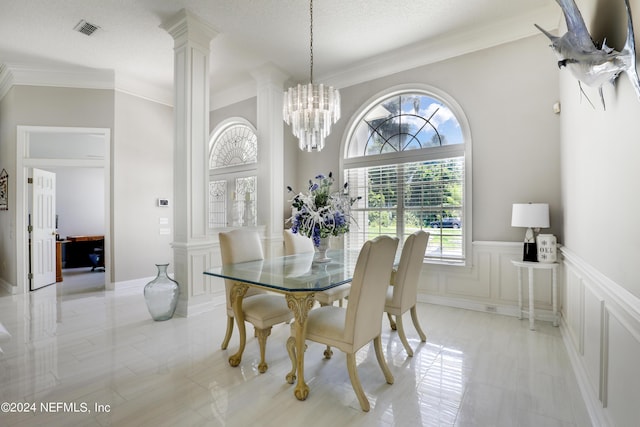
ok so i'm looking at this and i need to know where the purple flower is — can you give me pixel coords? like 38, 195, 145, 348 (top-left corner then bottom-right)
286, 171, 357, 245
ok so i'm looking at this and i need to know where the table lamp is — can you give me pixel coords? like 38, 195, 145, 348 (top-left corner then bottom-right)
511, 203, 549, 262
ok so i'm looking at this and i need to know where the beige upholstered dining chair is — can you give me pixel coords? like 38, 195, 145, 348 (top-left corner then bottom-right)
283, 228, 315, 255
385, 230, 430, 357
288, 235, 399, 411
283, 229, 350, 308
219, 229, 293, 373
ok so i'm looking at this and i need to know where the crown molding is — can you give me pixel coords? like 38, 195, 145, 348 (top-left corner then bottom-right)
5, 63, 114, 89
0, 62, 173, 106
321, 4, 561, 90
0, 63, 115, 102
0, 64, 14, 101
207, 4, 561, 110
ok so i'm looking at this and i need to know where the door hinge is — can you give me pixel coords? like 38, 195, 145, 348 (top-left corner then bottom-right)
27, 177, 33, 184
28, 273, 33, 280
27, 225, 33, 233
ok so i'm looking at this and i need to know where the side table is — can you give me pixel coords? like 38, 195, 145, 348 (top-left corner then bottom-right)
511, 260, 559, 330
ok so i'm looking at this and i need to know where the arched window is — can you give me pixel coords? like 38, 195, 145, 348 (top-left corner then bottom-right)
343, 85, 472, 264
208, 118, 258, 228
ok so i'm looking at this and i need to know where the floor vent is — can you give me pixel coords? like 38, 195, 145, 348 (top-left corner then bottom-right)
74, 19, 100, 36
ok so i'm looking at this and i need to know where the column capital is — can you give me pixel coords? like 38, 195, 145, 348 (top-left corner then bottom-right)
161, 9, 218, 48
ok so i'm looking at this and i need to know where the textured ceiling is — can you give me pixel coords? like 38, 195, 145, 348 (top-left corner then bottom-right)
0, 0, 560, 106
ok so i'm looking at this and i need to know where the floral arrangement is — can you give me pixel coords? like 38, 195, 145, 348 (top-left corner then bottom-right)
287, 172, 359, 247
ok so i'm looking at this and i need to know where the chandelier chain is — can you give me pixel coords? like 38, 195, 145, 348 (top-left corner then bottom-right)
309, 0, 314, 84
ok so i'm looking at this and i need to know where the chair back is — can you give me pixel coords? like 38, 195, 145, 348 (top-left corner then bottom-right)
283, 229, 315, 255
391, 231, 430, 310
219, 229, 265, 309
345, 235, 399, 349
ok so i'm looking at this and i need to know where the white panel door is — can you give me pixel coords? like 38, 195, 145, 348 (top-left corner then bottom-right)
31, 168, 56, 290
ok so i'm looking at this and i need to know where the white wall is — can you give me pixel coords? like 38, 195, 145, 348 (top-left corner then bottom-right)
113, 91, 174, 282
52, 167, 104, 238
557, 1, 640, 425
560, 0, 640, 298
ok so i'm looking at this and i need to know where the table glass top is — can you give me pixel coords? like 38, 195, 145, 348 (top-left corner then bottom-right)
203, 250, 361, 293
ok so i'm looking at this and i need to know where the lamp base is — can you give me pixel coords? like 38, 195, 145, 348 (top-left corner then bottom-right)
523, 242, 538, 262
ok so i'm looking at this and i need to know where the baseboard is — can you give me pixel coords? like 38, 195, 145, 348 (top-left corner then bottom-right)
418, 293, 558, 323
0, 277, 17, 295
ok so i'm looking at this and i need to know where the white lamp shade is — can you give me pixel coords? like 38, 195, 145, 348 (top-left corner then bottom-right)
511, 203, 550, 228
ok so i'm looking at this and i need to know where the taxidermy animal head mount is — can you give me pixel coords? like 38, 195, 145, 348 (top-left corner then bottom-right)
535, 0, 640, 109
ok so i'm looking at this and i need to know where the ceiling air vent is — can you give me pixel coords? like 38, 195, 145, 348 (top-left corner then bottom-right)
74, 19, 100, 36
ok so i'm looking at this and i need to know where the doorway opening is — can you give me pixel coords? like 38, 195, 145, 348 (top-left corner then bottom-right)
17, 126, 111, 295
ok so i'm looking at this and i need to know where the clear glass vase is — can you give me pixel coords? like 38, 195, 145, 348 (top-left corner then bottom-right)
144, 264, 179, 321
315, 237, 331, 263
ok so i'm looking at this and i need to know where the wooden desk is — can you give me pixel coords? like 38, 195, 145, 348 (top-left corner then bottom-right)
66, 235, 104, 242
55, 240, 68, 282
64, 235, 104, 268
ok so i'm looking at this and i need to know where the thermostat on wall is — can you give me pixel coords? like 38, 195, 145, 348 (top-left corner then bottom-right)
157, 198, 170, 207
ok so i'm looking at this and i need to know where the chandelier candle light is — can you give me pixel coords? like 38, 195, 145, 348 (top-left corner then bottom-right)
283, 0, 341, 152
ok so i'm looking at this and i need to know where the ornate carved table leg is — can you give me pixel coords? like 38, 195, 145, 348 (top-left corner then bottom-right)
229, 282, 249, 367
285, 292, 315, 401
285, 335, 297, 384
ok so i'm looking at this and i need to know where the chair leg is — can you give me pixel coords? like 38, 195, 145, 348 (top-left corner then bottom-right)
319, 302, 333, 358
346, 352, 370, 412
395, 314, 414, 357
255, 327, 272, 373
387, 312, 397, 330
286, 336, 297, 384
373, 335, 394, 385
410, 305, 427, 342
323, 346, 333, 359
221, 315, 234, 350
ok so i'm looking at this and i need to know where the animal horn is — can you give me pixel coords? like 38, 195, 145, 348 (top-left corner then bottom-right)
534, 24, 558, 43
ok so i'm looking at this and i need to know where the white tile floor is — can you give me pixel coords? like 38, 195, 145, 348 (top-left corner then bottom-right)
0, 276, 592, 427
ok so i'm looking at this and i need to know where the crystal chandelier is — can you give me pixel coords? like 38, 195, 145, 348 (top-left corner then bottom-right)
283, 0, 340, 152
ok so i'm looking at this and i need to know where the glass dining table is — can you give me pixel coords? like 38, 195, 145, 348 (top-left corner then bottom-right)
203, 249, 361, 401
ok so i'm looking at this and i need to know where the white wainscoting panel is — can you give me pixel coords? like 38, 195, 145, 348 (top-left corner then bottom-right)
582, 286, 603, 401
605, 313, 640, 427
561, 247, 640, 427
420, 241, 558, 321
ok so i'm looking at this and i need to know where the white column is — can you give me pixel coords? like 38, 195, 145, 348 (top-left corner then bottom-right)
250, 64, 288, 257
162, 9, 218, 316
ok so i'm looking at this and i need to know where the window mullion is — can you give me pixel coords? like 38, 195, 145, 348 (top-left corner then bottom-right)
396, 164, 405, 240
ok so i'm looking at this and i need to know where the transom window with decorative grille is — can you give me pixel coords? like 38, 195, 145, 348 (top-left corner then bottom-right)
343, 86, 472, 264
208, 118, 258, 228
